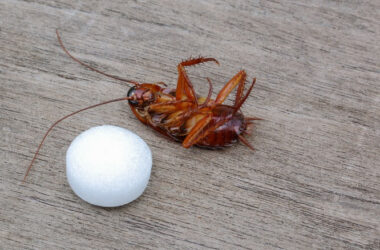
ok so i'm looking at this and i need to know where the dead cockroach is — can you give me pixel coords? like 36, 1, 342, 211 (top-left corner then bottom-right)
23, 30, 261, 181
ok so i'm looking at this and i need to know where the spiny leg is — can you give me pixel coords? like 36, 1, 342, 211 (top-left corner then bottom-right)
234, 73, 247, 106
215, 70, 246, 105
233, 78, 256, 114
180, 57, 219, 67
182, 113, 213, 148
147, 100, 196, 128
176, 57, 219, 102
148, 100, 194, 113
198, 77, 213, 108
182, 115, 233, 148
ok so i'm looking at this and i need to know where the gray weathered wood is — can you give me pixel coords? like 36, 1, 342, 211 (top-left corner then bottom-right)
1, 0, 379, 249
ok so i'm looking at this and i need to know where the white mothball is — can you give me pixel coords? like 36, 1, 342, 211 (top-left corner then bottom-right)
66, 125, 152, 207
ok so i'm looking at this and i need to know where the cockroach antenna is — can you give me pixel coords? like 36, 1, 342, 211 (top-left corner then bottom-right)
23, 96, 131, 182
56, 29, 139, 86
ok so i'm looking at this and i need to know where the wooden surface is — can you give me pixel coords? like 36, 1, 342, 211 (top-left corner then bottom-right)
1, 0, 379, 249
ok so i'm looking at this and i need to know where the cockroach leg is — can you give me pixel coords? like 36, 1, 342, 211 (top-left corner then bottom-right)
180, 57, 219, 67
198, 77, 213, 108
215, 70, 246, 105
182, 113, 213, 148
176, 57, 219, 102
234, 75, 247, 107
148, 100, 193, 113
233, 78, 256, 114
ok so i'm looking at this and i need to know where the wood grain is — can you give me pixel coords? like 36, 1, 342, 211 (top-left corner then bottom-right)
1, 0, 379, 249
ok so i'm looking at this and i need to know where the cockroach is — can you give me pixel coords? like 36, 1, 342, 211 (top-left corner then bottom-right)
23, 30, 261, 181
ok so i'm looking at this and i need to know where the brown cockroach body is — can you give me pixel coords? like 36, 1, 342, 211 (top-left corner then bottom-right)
23, 30, 260, 180
124, 57, 260, 150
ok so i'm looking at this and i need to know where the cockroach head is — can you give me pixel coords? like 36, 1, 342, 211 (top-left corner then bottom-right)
127, 86, 155, 107
127, 86, 138, 105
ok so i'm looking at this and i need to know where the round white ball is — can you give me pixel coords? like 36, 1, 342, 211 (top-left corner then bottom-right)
66, 125, 152, 207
